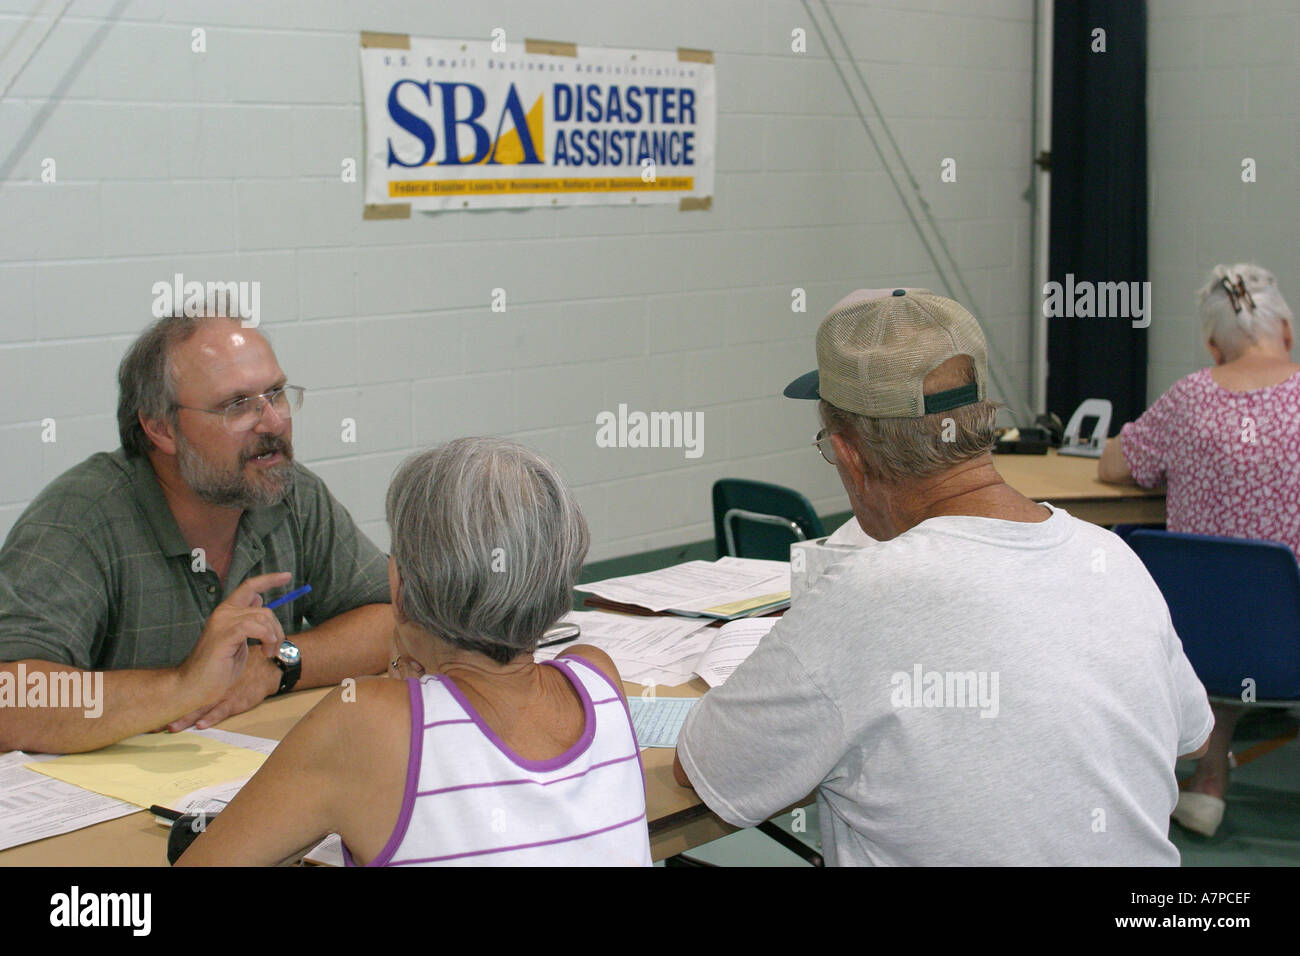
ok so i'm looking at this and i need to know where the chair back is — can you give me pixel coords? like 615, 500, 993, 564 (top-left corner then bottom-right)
1110, 522, 1164, 541
712, 479, 826, 561
1127, 530, 1300, 700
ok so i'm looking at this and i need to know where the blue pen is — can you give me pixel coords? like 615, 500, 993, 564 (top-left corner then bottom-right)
266, 584, 312, 610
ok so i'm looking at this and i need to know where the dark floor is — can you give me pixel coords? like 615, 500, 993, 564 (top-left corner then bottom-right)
1171, 707, 1300, 866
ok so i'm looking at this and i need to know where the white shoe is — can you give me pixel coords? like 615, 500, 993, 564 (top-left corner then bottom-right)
1172, 791, 1225, 837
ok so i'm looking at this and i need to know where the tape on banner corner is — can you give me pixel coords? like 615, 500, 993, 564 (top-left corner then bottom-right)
364, 203, 411, 220
677, 48, 714, 64
361, 31, 410, 50
525, 38, 578, 57
679, 196, 712, 212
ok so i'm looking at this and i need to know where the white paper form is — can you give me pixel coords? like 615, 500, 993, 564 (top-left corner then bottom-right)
620, 659, 701, 688
534, 611, 714, 686
615, 626, 717, 687
693, 617, 779, 687
164, 778, 250, 820
551, 611, 709, 653
577, 558, 790, 614
596, 617, 713, 663
0, 751, 138, 851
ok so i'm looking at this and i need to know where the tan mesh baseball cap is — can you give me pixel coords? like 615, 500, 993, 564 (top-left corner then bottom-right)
783, 288, 989, 418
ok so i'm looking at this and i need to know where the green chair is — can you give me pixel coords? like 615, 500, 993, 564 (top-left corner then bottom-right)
712, 479, 826, 561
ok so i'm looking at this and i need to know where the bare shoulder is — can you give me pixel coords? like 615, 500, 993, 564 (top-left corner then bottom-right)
295, 677, 412, 816
297, 676, 411, 746
558, 644, 624, 694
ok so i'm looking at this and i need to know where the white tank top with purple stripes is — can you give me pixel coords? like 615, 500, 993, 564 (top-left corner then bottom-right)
346, 654, 652, 866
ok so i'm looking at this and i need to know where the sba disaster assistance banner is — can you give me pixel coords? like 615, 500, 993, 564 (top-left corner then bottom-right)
361, 37, 716, 211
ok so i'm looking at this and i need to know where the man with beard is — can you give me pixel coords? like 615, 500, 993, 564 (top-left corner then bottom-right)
0, 314, 391, 753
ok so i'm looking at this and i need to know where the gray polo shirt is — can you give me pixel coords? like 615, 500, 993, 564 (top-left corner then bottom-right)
0, 449, 390, 670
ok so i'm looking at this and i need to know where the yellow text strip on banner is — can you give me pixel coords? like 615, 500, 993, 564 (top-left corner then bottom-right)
389, 176, 695, 197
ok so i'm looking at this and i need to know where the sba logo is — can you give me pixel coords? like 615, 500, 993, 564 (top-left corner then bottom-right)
387, 80, 542, 167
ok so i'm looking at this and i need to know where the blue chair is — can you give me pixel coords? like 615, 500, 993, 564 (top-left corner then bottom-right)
712, 479, 826, 561
1111, 522, 1165, 542
1127, 530, 1300, 702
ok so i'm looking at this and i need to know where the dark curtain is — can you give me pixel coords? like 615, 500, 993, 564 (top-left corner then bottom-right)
1047, 0, 1148, 431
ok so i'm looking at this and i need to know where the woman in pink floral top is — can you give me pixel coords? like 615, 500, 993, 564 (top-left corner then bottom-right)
1099, 263, 1300, 838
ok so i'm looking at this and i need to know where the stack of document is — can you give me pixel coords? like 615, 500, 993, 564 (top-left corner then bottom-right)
536, 611, 713, 686
0, 727, 274, 853
577, 556, 791, 620
536, 610, 777, 689
0, 751, 138, 852
690, 617, 778, 687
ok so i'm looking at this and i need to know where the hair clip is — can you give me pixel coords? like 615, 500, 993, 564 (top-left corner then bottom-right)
1219, 275, 1255, 314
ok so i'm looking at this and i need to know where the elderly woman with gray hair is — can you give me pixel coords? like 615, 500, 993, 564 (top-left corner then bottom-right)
1099, 264, 1300, 838
179, 437, 651, 866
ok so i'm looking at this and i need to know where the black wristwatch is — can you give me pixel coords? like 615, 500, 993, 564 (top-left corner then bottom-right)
272, 639, 302, 696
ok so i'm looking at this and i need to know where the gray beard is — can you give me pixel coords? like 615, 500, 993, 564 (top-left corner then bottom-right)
176, 434, 295, 509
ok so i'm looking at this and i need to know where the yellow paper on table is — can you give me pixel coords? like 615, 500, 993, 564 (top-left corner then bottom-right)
701, 591, 791, 618
25, 732, 267, 808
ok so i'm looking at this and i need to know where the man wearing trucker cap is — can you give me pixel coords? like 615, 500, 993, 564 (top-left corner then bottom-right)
673, 288, 1212, 865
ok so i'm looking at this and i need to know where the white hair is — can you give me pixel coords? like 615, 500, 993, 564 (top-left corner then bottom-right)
385, 438, 589, 664
1198, 263, 1293, 360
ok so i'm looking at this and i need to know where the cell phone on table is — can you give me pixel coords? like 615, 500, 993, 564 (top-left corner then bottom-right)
537, 622, 581, 648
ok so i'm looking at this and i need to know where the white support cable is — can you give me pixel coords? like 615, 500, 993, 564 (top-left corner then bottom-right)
800, 0, 1034, 424
0, 0, 75, 102
0, 8, 42, 74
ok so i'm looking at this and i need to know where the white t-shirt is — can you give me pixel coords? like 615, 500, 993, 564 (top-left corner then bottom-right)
678, 504, 1212, 866
825, 515, 872, 546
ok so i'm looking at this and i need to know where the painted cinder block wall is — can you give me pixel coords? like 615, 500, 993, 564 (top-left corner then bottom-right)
0, 0, 1037, 560
1145, 0, 1299, 406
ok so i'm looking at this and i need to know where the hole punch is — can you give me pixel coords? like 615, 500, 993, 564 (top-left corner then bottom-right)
1057, 398, 1113, 458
